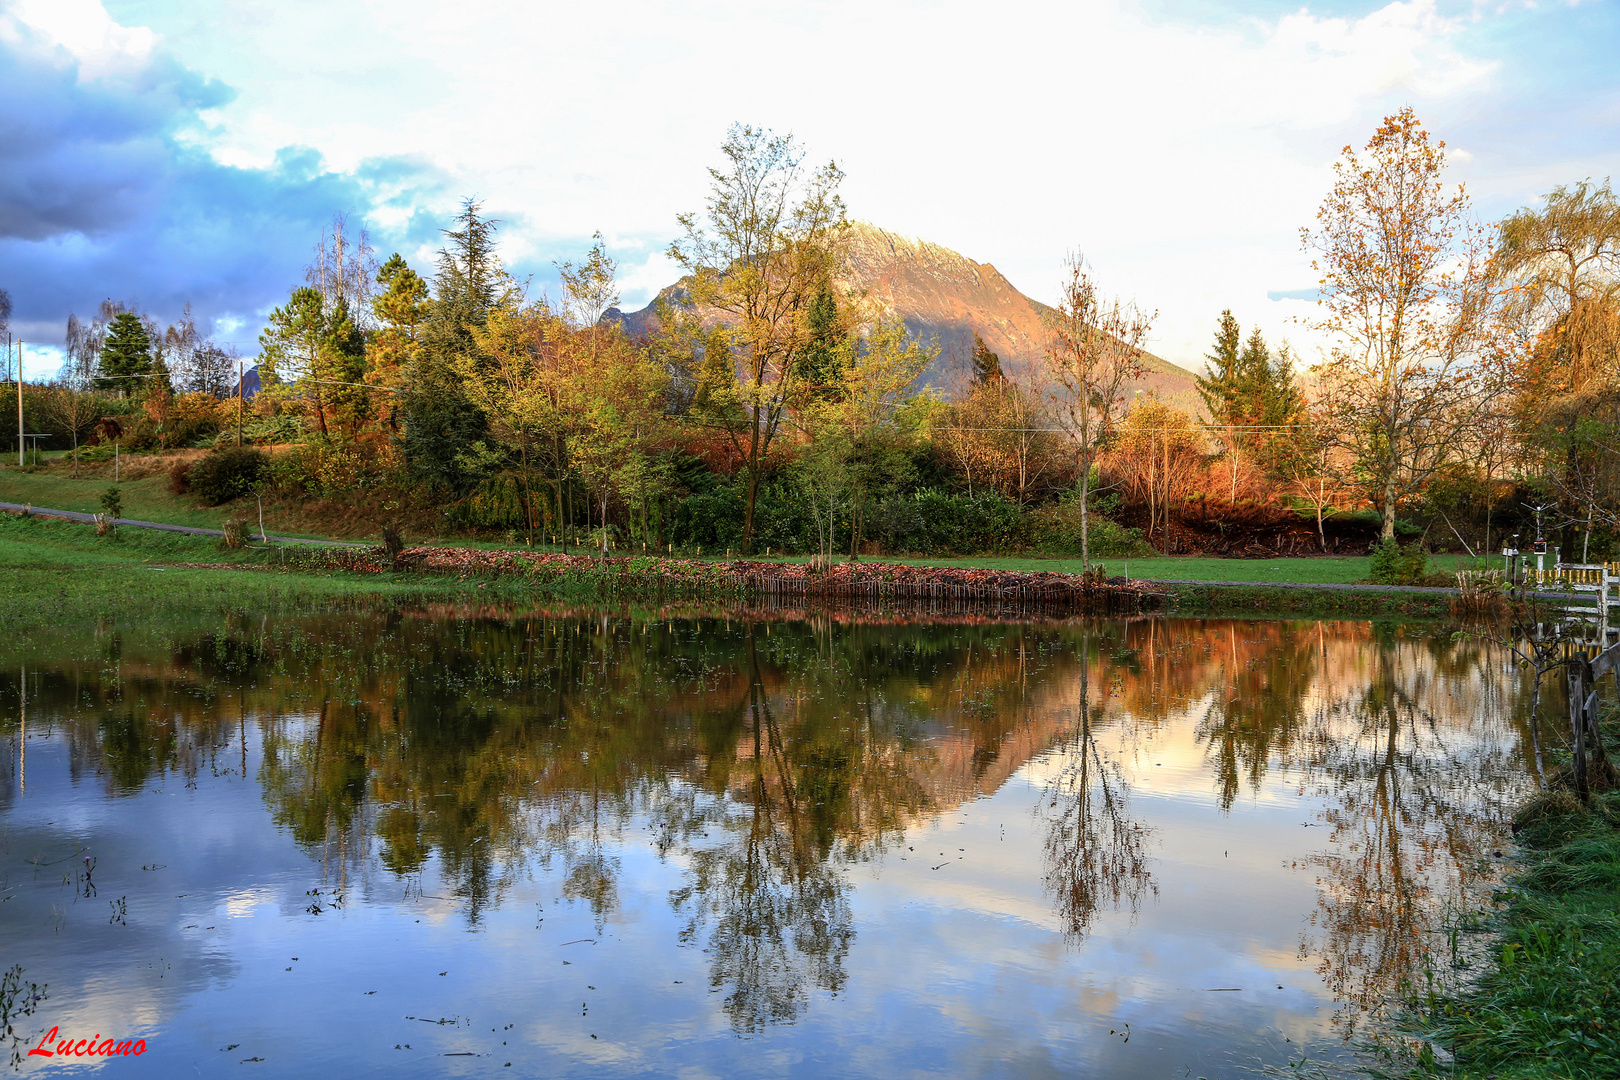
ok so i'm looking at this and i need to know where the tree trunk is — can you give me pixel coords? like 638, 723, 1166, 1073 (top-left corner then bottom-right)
1079, 453, 1091, 569
741, 420, 762, 555
1380, 473, 1398, 543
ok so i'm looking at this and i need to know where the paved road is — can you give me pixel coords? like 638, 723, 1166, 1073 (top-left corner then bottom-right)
0, 501, 367, 547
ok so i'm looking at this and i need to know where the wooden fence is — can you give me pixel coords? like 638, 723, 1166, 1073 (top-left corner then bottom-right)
1567, 639, 1620, 801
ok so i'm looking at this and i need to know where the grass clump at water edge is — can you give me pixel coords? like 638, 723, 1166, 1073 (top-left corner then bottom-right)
1407, 725, 1620, 1080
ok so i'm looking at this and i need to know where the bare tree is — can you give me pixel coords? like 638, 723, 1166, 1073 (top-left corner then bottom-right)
307, 212, 379, 331
1043, 254, 1154, 567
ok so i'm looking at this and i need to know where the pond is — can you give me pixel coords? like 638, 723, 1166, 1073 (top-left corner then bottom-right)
0, 605, 1537, 1077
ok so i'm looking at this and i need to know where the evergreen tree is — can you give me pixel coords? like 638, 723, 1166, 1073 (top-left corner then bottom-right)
97, 311, 152, 395
1236, 324, 1270, 418
403, 199, 502, 487
798, 282, 848, 396
1195, 310, 1242, 424
970, 333, 1003, 385
693, 326, 740, 418
321, 296, 370, 436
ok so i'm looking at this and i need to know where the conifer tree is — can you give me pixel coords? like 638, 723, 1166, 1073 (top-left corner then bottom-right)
798, 282, 848, 396
404, 198, 503, 487
97, 311, 152, 395
970, 333, 1003, 385
1195, 310, 1242, 424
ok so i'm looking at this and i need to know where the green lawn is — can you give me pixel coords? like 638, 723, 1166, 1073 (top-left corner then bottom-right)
4, 456, 1497, 587
736, 552, 1486, 584
0, 458, 328, 538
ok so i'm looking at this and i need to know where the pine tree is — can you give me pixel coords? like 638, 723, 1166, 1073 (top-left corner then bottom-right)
693, 326, 740, 418
97, 311, 152, 395
798, 282, 848, 396
970, 333, 1003, 385
1236, 324, 1270, 420
403, 199, 503, 486
1195, 310, 1242, 424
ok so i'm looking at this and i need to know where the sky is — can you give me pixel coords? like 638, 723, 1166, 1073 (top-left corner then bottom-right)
1, 0, 1616, 379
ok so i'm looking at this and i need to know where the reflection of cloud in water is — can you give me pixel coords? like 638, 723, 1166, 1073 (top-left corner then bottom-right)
0, 611, 1541, 1075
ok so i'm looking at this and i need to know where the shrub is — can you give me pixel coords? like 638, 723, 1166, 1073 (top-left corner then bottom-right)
189, 447, 269, 506
221, 516, 248, 549
99, 487, 123, 520
1026, 500, 1154, 558
168, 460, 193, 495
1368, 538, 1431, 585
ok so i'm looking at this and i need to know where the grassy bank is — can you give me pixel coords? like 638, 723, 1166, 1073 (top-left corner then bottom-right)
2, 460, 1497, 586
1414, 766, 1620, 1078
1164, 581, 1457, 618
0, 507, 1477, 626
0, 511, 544, 632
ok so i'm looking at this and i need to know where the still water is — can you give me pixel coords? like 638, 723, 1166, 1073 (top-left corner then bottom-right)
0, 606, 1536, 1077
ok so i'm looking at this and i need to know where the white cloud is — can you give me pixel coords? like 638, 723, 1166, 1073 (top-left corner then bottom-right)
15, 0, 1618, 372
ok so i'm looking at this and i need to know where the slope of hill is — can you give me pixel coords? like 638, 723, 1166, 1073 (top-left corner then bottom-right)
606, 222, 1203, 412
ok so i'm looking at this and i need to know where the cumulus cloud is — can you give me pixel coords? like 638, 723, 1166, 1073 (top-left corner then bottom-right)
0, 1, 451, 368
2, 0, 1615, 378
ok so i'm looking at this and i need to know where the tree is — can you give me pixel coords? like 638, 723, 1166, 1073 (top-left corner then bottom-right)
797, 281, 849, 397
403, 199, 503, 488
1498, 179, 1620, 544
456, 291, 565, 545
369, 253, 430, 430
258, 286, 328, 429
1110, 400, 1203, 543
1197, 310, 1247, 499
1302, 108, 1506, 543
670, 124, 849, 554
1196, 309, 1242, 423
1043, 254, 1153, 567
1277, 407, 1352, 552
307, 212, 378, 332
970, 333, 1004, 385
799, 319, 934, 560
97, 311, 152, 395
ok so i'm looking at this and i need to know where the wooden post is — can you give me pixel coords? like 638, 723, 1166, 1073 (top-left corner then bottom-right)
1569, 658, 1590, 802
16, 340, 23, 467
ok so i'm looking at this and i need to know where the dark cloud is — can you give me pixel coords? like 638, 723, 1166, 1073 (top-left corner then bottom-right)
0, 17, 449, 347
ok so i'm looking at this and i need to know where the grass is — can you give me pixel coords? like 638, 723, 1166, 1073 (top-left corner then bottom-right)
0, 510, 534, 633
2, 453, 1497, 593
1414, 767, 1620, 1078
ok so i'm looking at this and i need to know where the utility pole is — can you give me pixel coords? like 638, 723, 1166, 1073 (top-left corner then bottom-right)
237, 353, 244, 447
16, 340, 23, 468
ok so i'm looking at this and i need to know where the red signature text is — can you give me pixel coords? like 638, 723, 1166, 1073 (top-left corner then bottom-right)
27, 1026, 146, 1059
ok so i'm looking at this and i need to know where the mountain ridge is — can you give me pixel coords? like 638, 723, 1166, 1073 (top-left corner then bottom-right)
607, 221, 1203, 413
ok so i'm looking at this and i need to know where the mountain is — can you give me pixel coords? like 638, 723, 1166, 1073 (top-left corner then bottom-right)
605, 221, 1203, 412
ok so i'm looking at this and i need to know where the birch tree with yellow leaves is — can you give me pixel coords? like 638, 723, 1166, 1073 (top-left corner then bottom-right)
1302, 108, 1507, 543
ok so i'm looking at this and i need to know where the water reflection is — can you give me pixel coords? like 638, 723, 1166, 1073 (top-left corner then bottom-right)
0, 609, 1539, 1076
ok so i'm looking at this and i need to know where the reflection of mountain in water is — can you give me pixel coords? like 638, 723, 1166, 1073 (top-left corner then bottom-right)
0, 611, 1536, 1035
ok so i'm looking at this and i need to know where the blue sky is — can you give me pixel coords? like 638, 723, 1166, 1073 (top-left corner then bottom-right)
1, 0, 1615, 377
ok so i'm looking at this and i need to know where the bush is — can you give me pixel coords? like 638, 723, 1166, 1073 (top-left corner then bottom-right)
168, 460, 193, 495
99, 487, 123, 520
221, 516, 248, 549
189, 447, 269, 506
1027, 499, 1154, 558
867, 489, 1026, 555
1368, 538, 1431, 585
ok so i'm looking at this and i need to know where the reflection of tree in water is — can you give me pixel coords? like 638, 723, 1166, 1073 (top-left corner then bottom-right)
1039, 630, 1156, 941
1193, 626, 1317, 811
665, 633, 855, 1031
1294, 630, 1525, 1036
